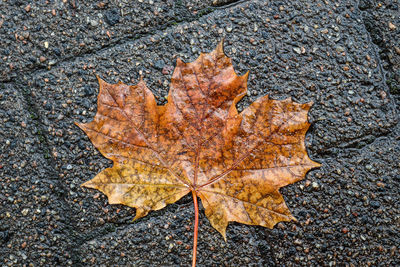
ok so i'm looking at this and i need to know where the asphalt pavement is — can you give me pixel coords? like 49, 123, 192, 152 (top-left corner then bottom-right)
1, 0, 399, 266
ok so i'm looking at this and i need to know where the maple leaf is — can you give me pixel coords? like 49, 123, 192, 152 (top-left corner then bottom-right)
76, 41, 320, 266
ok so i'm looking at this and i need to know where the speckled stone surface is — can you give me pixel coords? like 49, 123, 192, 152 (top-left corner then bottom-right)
1, 0, 399, 266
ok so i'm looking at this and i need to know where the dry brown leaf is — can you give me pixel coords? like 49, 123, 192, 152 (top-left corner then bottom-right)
76, 41, 320, 265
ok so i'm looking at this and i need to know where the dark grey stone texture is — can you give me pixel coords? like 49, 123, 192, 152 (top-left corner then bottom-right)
1, 0, 399, 266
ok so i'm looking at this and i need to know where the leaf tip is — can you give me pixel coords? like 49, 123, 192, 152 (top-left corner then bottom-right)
176, 57, 185, 67
139, 74, 144, 83
132, 208, 149, 222
243, 70, 250, 81
96, 74, 104, 84
216, 38, 225, 55
219, 229, 227, 242
214, 225, 228, 241
284, 96, 293, 103
75, 121, 90, 134
312, 160, 322, 169
81, 180, 95, 189
222, 234, 227, 242
302, 101, 315, 111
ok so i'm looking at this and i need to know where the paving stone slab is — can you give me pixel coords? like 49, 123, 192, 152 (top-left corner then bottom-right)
268, 122, 400, 266
78, 202, 267, 266
0, 0, 218, 81
0, 84, 76, 265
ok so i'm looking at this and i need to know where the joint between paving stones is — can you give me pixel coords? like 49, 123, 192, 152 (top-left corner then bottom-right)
16, 79, 86, 265
356, 4, 400, 135
357, 2, 400, 96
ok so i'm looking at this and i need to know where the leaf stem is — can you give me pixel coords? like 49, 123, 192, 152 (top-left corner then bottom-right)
191, 190, 199, 267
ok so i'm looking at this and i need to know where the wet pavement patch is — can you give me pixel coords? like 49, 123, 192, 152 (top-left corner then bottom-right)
1, 0, 399, 266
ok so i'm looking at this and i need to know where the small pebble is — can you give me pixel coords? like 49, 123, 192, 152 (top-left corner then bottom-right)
90, 20, 98, 27
388, 22, 396, 30
293, 47, 302, 54
21, 208, 29, 216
